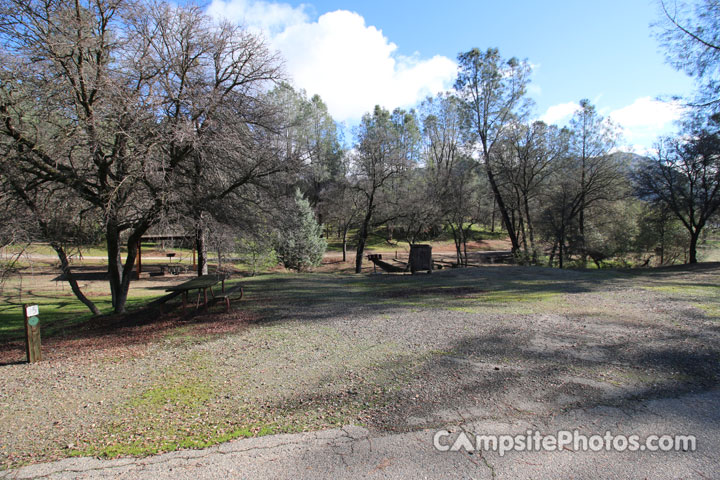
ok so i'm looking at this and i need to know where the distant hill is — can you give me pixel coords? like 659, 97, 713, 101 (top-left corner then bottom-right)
609, 151, 651, 175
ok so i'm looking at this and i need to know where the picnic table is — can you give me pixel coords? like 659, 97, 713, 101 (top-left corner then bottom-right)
165, 274, 230, 312
160, 263, 185, 275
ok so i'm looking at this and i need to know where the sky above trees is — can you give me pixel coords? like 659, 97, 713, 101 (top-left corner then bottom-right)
206, 0, 696, 152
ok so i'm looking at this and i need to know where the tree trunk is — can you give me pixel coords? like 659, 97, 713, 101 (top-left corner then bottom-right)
688, 229, 700, 264
449, 223, 462, 265
484, 159, 520, 253
518, 214, 528, 255
578, 207, 587, 267
105, 224, 141, 314
355, 218, 370, 274
558, 240, 564, 269
355, 191, 376, 274
523, 195, 537, 263
462, 227, 470, 267
196, 226, 209, 275
558, 221, 566, 269
51, 244, 100, 315
548, 241, 557, 267
106, 223, 126, 312
342, 223, 349, 262
490, 197, 496, 233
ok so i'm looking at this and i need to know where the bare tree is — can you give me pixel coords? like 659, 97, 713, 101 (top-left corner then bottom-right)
351, 106, 419, 273
321, 175, 363, 262
568, 100, 622, 266
0, 172, 35, 290
0, 0, 284, 312
1, 166, 104, 313
634, 131, 720, 263
536, 112, 625, 269
454, 48, 532, 255
495, 121, 568, 262
421, 94, 480, 266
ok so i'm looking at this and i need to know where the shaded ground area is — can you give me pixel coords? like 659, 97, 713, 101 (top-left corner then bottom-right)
0, 270, 208, 345
1, 263, 719, 470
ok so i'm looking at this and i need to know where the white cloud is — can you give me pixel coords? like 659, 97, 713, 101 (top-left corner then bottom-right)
207, 1, 457, 123
609, 97, 684, 152
609, 97, 682, 128
538, 97, 684, 152
207, 0, 310, 36
527, 84, 542, 97
539, 101, 580, 124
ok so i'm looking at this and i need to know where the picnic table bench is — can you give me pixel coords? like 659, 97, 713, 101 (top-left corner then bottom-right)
159, 263, 185, 275
165, 274, 231, 312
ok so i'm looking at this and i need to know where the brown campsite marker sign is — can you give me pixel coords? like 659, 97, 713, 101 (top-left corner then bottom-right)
23, 304, 41, 363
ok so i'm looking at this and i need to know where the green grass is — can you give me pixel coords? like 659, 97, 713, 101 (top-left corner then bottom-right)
69, 326, 409, 460
3, 242, 199, 257
641, 283, 720, 320
70, 424, 276, 459
324, 224, 508, 252
641, 284, 720, 296
3, 244, 109, 258
696, 303, 720, 318
472, 290, 560, 303
0, 290, 165, 343
466, 224, 508, 240
131, 377, 214, 409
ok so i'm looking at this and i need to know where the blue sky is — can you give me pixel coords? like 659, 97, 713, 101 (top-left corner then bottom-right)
206, 0, 696, 151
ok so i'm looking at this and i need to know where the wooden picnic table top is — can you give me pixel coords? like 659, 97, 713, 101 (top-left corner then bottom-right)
165, 274, 228, 292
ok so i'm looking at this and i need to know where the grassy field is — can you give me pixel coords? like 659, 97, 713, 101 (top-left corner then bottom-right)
0, 272, 185, 343
1, 261, 719, 469
324, 224, 508, 253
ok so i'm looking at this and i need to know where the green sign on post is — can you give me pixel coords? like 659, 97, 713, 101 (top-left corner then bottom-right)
24, 304, 41, 363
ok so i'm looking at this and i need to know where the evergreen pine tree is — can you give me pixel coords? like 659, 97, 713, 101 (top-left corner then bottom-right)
275, 189, 327, 271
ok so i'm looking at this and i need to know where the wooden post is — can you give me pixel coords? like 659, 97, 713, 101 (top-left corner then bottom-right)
23, 304, 41, 363
224, 296, 231, 313
136, 240, 142, 277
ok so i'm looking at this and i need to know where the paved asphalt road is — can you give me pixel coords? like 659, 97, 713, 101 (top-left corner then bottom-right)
3, 388, 717, 479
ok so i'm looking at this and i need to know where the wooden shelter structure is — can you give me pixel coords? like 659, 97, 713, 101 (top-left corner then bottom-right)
135, 233, 195, 278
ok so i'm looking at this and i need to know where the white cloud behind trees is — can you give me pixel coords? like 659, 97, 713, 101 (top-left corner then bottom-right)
540, 101, 582, 125
208, 0, 684, 151
608, 97, 684, 150
208, 0, 456, 122
540, 97, 684, 152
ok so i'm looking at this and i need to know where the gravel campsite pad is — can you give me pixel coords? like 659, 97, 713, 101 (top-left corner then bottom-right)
1, 264, 720, 470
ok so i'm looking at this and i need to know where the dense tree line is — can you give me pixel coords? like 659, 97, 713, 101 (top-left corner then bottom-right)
1, 0, 719, 315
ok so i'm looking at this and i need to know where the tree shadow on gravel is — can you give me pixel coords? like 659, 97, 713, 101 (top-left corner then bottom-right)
239, 264, 720, 434
0, 303, 256, 365
267, 311, 720, 434
240, 267, 630, 323
369, 326, 720, 432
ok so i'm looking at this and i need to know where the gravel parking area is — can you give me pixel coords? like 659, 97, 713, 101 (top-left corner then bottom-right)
1, 263, 719, 470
